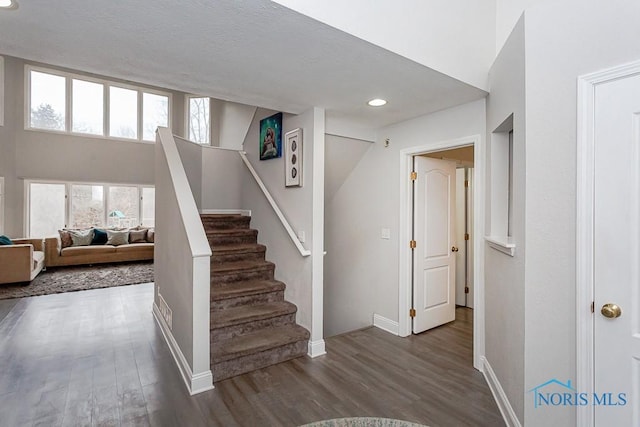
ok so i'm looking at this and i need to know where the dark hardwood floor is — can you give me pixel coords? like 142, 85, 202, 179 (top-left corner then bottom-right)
0, 284, 503, 427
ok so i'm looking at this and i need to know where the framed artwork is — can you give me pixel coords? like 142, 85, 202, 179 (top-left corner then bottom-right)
284, 128, 303, 187
259, 112, 282, 160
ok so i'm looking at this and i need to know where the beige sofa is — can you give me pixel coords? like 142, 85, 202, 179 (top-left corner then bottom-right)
0, 238, 46, 284
45, 236, 154, 268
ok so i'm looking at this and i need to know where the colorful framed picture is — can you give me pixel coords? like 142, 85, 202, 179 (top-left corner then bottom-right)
284, 128, 303, 187
259, 112, 282, 160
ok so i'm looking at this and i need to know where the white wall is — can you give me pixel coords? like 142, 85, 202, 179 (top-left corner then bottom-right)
273, 0, 495, 91
175, 137, 203, 209
522, 1, 640, 425
324, 99, 485, 337
324, 135, 372, 203
495, 0, 540, 54
217, 101, 256, 150
239, 108, 316, 333
201, 147, 244, 211
0, 55, 187, 237
485, 17, 526, 424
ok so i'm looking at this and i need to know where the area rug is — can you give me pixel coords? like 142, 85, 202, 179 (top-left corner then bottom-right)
300, 418, 428, 427
0, 261, 154, 300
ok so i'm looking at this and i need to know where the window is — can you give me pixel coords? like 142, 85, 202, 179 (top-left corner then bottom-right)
486, 114, 516, 256
109, 86, 138, 139
143, 93, 169, 141
72, 79, 103, 135
108, 186, 139, 228
29, 183, 66, 237
141, 187, 155, 227
26, 66, 170, 142
27, 181, 155, 237
70, 184, 105, 228
188, 96, 210, 144
30, 70, 66, 131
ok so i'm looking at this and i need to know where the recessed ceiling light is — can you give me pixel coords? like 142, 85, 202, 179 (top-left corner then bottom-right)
0, 0, 18, 9
367, 98, 387, 107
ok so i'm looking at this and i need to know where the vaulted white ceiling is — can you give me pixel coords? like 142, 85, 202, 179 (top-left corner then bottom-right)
0, 0, 487, 129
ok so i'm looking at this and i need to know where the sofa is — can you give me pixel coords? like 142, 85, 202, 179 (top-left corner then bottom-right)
0, 238, 46, 284
45, 228, 154, 268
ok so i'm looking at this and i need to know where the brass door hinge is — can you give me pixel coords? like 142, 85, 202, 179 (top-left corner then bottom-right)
410, 240, 417, 249
465, 180, 469, 188
591, 301, 594, 313
410, 171, 417, 181
464, 233, 469, 241
465, 287, 470, 294
410, 308, 416, 318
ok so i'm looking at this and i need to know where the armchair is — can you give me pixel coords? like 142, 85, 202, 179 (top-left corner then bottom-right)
0, 238, 46, 285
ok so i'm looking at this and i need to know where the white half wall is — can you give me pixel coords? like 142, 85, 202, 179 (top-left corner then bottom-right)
323, 99, 486, 337
273, 0, 495, 90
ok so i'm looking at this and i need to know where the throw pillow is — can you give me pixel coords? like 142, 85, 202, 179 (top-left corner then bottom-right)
129, 229, 148, 244
0, 235, 13, 246
106, 229, 129, 246
69, 229, 94, 247
58, 229, 73, 248
92, 228, 108, 245
147, 229, 155, 243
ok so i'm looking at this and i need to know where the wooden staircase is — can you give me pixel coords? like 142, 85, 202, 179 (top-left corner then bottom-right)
202, 214, 310, 382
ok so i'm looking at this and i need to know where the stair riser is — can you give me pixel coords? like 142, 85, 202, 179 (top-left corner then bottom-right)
211, 313, 296, 342
212, 266, 274, 284
211, 290, 285, 310
207, 233, 258, 246
201, 217, 251, 230
212, 250, 265, 264
212, 340, 307, 381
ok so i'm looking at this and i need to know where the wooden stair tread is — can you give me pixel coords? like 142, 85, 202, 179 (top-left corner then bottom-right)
211, 280, 285, 301
211, 260, 274, 274
211, 324, 310, 363
212, 243, 266, 254
211, 301, 296, 329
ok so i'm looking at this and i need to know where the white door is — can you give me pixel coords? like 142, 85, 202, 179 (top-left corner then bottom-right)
413, 156, 456, 333
455, 168, 467, 306
594, 72, 640, 425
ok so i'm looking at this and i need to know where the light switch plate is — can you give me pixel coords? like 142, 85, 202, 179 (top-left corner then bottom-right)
381, 228, 391, 239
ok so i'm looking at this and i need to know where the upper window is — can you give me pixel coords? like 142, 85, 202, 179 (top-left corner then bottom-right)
26, 66, 170, 142
187, 96, 210, 144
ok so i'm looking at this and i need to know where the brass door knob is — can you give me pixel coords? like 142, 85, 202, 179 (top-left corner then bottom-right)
451, 246, 459, 252
601, 303, 622, 319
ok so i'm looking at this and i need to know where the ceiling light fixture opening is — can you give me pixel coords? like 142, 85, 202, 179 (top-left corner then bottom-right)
367, 98, 387, 107
0, 0, 17, 9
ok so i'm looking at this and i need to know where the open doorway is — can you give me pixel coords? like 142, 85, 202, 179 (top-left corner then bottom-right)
398, 135, 485, 370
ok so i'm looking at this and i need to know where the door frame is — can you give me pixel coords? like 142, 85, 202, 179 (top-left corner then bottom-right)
398, 134, 485, 370
576, 59, 640, 427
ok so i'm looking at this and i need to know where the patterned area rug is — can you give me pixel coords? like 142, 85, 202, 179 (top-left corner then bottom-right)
300, 418, 428, 427
0, 261, 154, 300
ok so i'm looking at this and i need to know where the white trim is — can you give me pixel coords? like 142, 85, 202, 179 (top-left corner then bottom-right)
199, 209, 251, 216
307, 339, 326, 358
373, 314, 399, 336
485, 236, 516, 257
398, 134, 485, 371
481, 356, 522, 427
238, 151, 311, 257
153, 304, 214, 395
575, 59, 640, 427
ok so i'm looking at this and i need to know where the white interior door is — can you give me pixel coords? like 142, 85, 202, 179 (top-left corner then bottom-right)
593, 72, 640, 425
413, 156, 456, 333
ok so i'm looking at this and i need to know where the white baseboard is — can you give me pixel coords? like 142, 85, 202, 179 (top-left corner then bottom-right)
481, 356, 521, 427
199, 209, 251, 216
373, 314, 400, 335
308, 339, 326, 358
153, 303, 214, 395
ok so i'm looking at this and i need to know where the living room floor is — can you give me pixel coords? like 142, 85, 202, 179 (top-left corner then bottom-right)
0, 284, 503, 427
